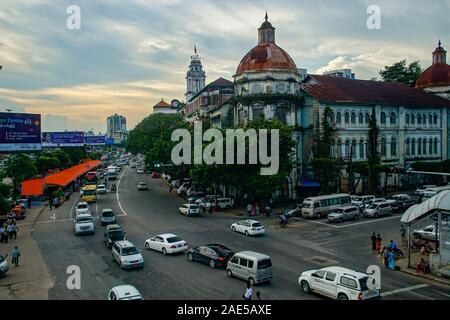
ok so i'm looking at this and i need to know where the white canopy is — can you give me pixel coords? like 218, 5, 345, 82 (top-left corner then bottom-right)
401, 190, 450, 224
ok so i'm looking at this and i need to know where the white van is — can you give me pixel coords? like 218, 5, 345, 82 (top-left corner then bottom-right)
226, 251, 273, 285
205, 198, 234, 210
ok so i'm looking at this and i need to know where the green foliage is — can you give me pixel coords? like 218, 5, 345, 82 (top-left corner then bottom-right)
51, 149, 73, 168
379, 60, 422, 87
0, 194, 10, 215
0, 183, 11, 198
62, 147, 88, 165
311, 158, 340, 194
412, 161, 450, 173
51, 187, 64, 199
1, 154, 37, 199
35, 156, 60, 175
316, 106, 336, 158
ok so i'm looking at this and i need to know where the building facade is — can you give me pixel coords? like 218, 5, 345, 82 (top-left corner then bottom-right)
153, 99, 178, 114
323, 69, 356, 79
107, 114, 126, 143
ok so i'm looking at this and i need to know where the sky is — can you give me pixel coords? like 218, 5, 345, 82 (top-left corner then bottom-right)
0, 0, 448, 133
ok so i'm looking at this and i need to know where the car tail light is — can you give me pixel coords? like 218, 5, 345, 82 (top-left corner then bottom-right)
218, 257, 225, 261
358, 292, 362, 300
170, 245, 176, 249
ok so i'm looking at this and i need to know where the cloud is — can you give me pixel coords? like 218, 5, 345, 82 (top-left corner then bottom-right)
42, 114, 69, 132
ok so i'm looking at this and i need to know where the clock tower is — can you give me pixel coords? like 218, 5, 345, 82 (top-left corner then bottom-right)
185, 46, 206, 102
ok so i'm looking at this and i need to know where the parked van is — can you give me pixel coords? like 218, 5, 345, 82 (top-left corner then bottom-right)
351, 195, 375, 208
226, 251, 273, 285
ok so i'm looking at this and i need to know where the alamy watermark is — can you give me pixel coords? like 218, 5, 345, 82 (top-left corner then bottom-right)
66, 5, 81, 30
66, 265, 81, 290
367, 5, 381, 30
171, 121, 280, 175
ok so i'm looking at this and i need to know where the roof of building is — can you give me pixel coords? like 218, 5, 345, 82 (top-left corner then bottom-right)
21, 178, 44, 197
45, 160, 102, 188
401, 190, 450, 224
153, 99, 171, 108
187, 77, 234, 102
415, 63, 450, 89
236, 42, 298, 76
302, 75, 450, 108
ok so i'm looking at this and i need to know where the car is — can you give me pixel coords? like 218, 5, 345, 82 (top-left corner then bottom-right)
231, 220, 265, 236
0, 253, 9, 277
298, 266, 380, 300
137, 168, 144, 174
177, 182, 191, 196
363, 202, 392, 218
75, 202, 90, 215
137, 182, 148, 191
130, 164, 136, 169
104, 224, 125, 248
187, 244, 234, 268
101, 209, 116, 226
351, 195, 375, 209
179, 204, 200, 216
415, 185, 436, 196
144, 233, 188, 255
17, 199, 28, 212
386, 194, 416, 213
226, 251, 273, 285
112, 240, 144, 269
108, 285, 143, 300
151, 172, 160, 179
97, 184, 107, 194
413, 224, 440, 242
171, 179, 181, 188
204, 198, 234, 210
186, 186, 205, 197
283, 204, 303, 218
328, 205, 360, 223
74, 213, 95, 235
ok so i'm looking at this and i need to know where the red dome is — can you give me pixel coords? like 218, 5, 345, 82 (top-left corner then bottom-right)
416, 63, 450, 89
236, 43, 298, 76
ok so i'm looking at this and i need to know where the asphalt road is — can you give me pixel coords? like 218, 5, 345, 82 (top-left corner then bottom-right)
29, 166, 450, 300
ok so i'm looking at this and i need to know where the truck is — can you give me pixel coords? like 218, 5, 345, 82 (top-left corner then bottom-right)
107, 167, 118, 181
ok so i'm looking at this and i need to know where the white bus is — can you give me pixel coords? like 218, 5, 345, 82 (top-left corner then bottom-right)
421, 186, 450, 202
301, 194, 351, 219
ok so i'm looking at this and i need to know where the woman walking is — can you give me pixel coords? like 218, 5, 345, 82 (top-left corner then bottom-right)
376, 234, 382, 254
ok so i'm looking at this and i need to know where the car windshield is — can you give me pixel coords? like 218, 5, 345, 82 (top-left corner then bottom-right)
258, 259, 272, 269
252, 223, 263, 227
103, 211, 114, 217
121, 247, 140, 256
332, 209, 344, 214
303, 202, 312, 208
98, 185, 105, 189
190, 205, 199, 210
0, 255, 4, 263
83, 190, 96, 196
77, 217, 92, 223
359, 277, 369, 291
367, 204, 378, 209
109, 231, 124, 240
78, 204, 88, 209
167, 236, 182, 243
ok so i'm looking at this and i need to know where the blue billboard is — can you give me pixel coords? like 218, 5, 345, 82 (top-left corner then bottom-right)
84, 135, 106, 146
105, 137, 115, 145
0, 112, 42, 151
42, 131, 84, 147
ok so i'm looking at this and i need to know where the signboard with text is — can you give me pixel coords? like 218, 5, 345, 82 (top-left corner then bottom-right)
42, 131, 84, 147
84, 135, 106, 146
0, 112, 42, 151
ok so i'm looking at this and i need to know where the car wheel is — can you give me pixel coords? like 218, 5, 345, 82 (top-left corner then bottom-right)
301, 281, 310, 294
188, 253, 194, 261
226, 269, 232, 278
231, 226, 236, 232
162, 248, 167, 255
374, 213, 379, 218
248, 277, 255, 286
145, 242, 150, 250
209, 259, 215, 268
245, 230, 249, 236
338, 293, 349, 300
354, 214, 359, 220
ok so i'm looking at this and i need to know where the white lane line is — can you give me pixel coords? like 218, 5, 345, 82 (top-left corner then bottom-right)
381, 284, 430, 297
297, 219, 339, 229
431, 290, 450, 298
18, 218, 73, 226
116, 165, 128, 216
69, 194, 80, 220
336, 215, 401, 229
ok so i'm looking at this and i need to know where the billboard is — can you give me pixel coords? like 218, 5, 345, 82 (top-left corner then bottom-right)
0, 112, 42, 151
84, 135, 106, 146
42, 131, 84, 147
105, 137, 115, 145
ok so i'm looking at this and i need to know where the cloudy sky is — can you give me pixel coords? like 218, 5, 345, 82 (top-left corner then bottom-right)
0, 0, 448, 132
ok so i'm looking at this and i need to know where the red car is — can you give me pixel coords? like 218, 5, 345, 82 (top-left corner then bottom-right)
151, 172, 160, 179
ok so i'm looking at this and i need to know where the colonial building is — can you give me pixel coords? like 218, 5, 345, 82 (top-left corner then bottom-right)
153, 99, 178, 114
185, 46, 206, 102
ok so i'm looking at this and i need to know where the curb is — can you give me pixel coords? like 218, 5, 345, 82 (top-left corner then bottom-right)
399, 267, 450, 286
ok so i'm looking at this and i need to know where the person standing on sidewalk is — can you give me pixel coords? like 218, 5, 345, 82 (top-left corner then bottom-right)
12, 222, 18, 240
243, 282, 253, 300
0, 225, 5, 243
400, 224, 406, 246
2, 227, 8, 244
11, 246, 20, 267
371, 232, 377, 251
246, 203, 252, 216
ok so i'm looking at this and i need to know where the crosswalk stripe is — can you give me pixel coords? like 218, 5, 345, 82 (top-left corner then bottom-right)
381, 284, 430, 297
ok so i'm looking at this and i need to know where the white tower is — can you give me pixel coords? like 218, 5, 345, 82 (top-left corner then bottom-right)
185, 46, 206, 102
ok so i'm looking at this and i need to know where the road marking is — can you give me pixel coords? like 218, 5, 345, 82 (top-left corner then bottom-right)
116, 165, 128, 216
69, 194, 80, 220
18, 218, 73, 226
269, 223, 305, 229
431, 290, 450, 298
380, 284, 430, 297
296, 215, 401, 229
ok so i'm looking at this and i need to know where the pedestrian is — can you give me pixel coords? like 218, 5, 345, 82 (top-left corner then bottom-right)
255, 204, 260, 216
49, 197, 53, 211
400, 224, 406, 246
2, 227, 8, 244
388, 248, 396, 270
12, 222, 18, 240
371, 232, 377, 251
7, 223, 14, 239
243, 282, 253, 300
246, 203, 252, 216
383, 248, 389, 268
11, 246, 20, 267
169, 186, 173, 193
256, 291, 262, 300
27, 198, 31, 209
376, 234, 382, 253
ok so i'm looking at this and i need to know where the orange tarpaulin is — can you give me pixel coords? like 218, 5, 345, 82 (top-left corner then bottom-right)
21, 178, 44, 196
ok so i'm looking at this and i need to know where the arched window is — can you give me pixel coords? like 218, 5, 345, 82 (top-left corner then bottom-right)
365, 113, 370, 124
390, 112, 396, 126
434, 114, 438, 125
428, 114, 432, 127
429, 137, 433, 154
418, 114, 422, 125
422, 114, 426, 127
406, 114, 410, 125
359, 139, 365, 159
336, 112, 341, 124
411, 114, 415, 125
345, 112, 349, 124
411, 138, 416, 155
345, 139, 351, 157
359, 112, 364, 124
337, 140, 342, 158
391, 138, 397, 156
423, 138, 427, 155
405, 138, 410, 156
418, 138, 422, 155
351, 112, 356, 124
352, 140, 357, 159
434, 138, 438, 155
381, 138, 387, 157
380, 112, 386, 125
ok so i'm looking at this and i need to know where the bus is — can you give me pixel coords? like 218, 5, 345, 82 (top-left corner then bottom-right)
421, 186, 450, 202
301, 193, 351, 219
82, 184, 98, 203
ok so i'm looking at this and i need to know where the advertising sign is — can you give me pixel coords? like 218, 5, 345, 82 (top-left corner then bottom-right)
105, 137, 115, 145
42, 131, 84, 147
84, 135, 106, 146
0, 112, 42, 151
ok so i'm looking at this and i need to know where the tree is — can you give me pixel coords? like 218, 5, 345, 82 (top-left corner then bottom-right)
0, 183, 11, 198
62, 147, 88, 165
51, 149, 72, 168
0, 194, 10, 216
1, 154, 37, 199
379, 60, 422, 87
35, 156, 60, 176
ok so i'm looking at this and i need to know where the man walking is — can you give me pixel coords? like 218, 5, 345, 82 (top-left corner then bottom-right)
11, 246, 20, 267
371, 232, 377, 251
243, 282, 253, 300
12, 222, 18, 240
376, 234, 382, 254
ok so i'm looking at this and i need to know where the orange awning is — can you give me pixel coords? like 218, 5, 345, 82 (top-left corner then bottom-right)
21, 178, 44, 196
45, 160, 102, 187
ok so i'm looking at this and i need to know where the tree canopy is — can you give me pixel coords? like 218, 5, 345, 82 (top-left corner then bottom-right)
1, 154, 37, 199
379, 60, 422, 87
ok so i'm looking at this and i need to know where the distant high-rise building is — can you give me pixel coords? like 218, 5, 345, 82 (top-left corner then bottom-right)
323, 69, 356, 79
185, 46, 206, 102
107, 114, 126, 142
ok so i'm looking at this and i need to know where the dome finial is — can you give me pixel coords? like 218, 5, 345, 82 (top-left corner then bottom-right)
265, 11, 268, 21
194, 45, 197, 54
438, 39, 442, 47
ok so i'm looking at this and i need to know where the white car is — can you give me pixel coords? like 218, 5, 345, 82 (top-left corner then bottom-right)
74, 213, 95, 235
108, 285, 143, 300
178, 204, 200, 216
97, 184, 107, 194
144, 233, 188, 255
112, 240, 144, 269
415, 185, 436, 196
75, 202, 90, 215
298, 266, 380, 300
231, 220, 265, 236
137, 168, 144, 174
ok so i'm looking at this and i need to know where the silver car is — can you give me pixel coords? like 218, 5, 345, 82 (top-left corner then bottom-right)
328, 206, 360, 223
363, 202, 392, 218
101, 209, 116, 226
413, 225, 439, 242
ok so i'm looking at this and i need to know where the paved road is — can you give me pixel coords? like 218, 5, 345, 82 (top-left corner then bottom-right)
29, 166, 450, 300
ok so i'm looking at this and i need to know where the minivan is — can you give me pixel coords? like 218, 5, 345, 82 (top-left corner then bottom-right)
226, 251, 273, 285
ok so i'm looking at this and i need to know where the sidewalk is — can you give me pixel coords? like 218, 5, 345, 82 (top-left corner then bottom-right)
0, 205, 54, 300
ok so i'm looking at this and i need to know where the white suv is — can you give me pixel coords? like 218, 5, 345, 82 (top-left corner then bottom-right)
74, 213, 95, 235
112, 240, 144, 269
75, 202, 90, 215
298, 266, 380, 300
